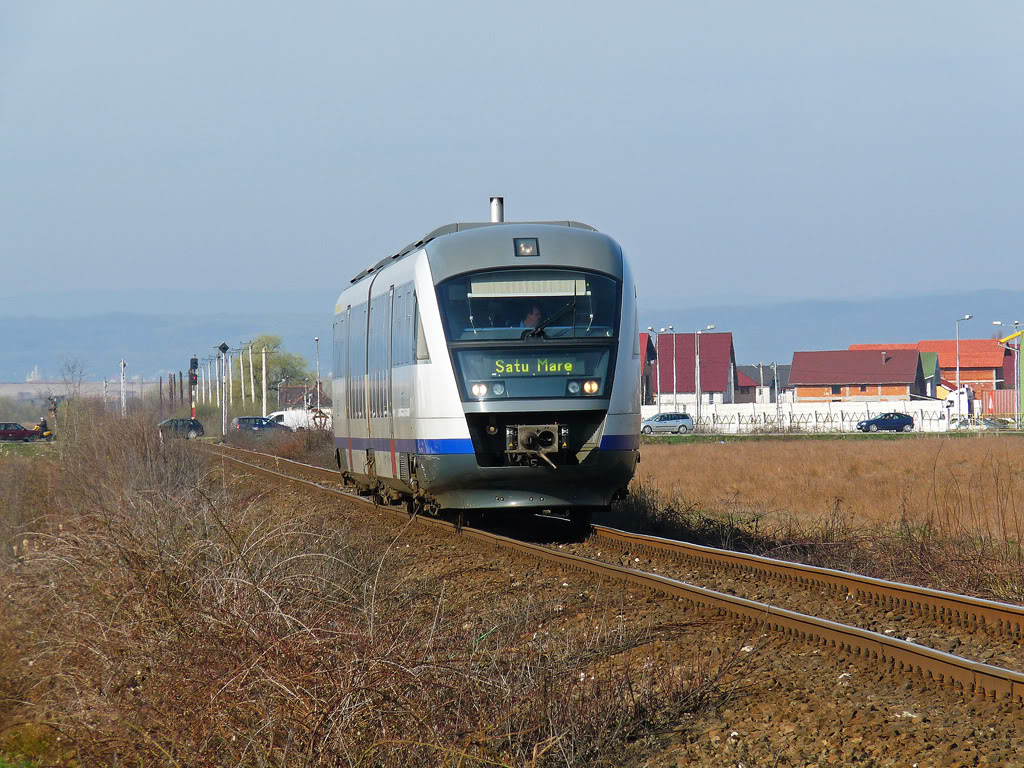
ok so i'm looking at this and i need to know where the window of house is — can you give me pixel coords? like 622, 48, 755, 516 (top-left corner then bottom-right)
859, 385, 867, 392
831, 385, 841, 395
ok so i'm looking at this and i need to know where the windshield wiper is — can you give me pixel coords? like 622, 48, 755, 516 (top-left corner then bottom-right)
527, 300, 575, 338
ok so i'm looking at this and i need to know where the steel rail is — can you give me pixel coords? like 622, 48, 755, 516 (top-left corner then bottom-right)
592, 526, 1024, 638
206, 446, 1024, 639
205, 443, 1024, 703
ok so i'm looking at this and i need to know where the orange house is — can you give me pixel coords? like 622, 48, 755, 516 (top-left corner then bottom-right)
850, 340, 1011, 394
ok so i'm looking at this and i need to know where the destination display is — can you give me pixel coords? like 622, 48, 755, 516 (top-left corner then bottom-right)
492, 356, 578, 376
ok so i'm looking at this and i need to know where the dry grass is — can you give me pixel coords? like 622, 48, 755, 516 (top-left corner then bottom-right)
1, 409, 749, 766
618, 438, 1024, 600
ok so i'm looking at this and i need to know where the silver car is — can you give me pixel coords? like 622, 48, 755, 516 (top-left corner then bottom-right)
641, 412, 694, 435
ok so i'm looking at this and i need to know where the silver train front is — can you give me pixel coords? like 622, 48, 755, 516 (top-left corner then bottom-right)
331, 220, 641, 514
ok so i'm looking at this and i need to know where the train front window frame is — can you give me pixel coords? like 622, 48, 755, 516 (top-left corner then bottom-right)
436, 268, 620, 342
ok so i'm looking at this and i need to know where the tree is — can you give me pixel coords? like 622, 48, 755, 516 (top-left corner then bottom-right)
244, 335, 310, 399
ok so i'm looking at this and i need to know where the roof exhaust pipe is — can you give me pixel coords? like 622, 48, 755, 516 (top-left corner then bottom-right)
489, 196, 504, 223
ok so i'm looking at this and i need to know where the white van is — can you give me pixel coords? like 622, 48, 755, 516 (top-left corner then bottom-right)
266, 408, 333, 432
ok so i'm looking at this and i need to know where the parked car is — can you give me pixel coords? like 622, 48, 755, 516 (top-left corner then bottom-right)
158, 418, 205, 439
266, 408, 333, 432
0, 422, 42, 442
856, 413, 914, 433
230, 416, 290, 434
641, 412, 694, 435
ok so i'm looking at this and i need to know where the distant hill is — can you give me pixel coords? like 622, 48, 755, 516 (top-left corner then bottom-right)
1, 312, 330, 382
2, 289, 1022, 382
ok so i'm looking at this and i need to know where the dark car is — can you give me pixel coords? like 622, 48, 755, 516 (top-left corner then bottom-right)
158, 418, 204, 439
0, 422, 41, 442
856, 412, 914, 433
230, 416, 289, 434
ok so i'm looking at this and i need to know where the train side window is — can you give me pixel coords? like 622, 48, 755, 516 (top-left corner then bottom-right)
414, 293, 430, 362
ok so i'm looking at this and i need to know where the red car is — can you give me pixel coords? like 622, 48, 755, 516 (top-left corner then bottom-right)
0, 422, 41, 441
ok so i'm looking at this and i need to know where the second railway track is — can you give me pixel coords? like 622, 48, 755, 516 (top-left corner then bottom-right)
205, 442, 1024, 704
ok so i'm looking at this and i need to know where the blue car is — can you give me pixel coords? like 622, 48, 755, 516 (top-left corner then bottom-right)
857, 412, 914, 433
230, 416, 290, 435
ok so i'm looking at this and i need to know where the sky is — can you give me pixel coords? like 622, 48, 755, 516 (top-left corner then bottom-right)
2, 2, 1023, 315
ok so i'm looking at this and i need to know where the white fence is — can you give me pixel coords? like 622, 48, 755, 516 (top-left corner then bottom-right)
642, 400, 954, 434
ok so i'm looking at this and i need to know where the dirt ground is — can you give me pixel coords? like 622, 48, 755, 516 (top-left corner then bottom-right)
233, 468, 1024, 766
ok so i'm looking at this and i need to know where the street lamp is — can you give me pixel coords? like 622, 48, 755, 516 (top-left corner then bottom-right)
694, 324, 716, 430
955, 314, 973, 424
314, 336, 321, 411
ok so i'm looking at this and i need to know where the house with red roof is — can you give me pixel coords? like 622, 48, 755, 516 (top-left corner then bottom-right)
789, 349, 926, 402
650, 332, 736, 405
849, 339, 1013, 394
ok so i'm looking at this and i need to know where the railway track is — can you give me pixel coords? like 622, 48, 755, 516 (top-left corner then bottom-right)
204, 442, 1024, 704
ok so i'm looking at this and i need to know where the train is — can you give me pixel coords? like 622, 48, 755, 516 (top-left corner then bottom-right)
331, 199, 641, 527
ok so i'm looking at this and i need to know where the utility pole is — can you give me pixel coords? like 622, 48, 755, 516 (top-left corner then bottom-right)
179, 371, 184, 405
219, 343, 229, 436
159, 376, 164, 415
238, 348, 246, 404
120, 360, 127, 418
666, 326, 676, 411
955, 314, 973, 424
262, 346, 268, 418
228, 352, 234, 406
315, 336, 321, 411
103, 378, 108, 408
694, 324, 716, 430
199, 367, 205, 406
249, 345, 256, 409
169, 372, 175, 407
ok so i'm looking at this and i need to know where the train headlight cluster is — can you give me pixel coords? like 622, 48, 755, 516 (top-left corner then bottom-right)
567, 381, 581, 394
583, 380, 599, 395
471, 381, 507, 398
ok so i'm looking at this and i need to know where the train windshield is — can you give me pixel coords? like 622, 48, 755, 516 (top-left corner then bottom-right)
437, 269, 619, 341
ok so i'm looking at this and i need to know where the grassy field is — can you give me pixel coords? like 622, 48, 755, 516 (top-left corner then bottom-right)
626, 435, 1024, 600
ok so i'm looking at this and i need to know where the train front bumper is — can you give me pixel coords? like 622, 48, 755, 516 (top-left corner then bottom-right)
415, 448, 639, 510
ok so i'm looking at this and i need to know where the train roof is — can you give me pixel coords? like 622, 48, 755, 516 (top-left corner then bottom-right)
348, 220, 599, 285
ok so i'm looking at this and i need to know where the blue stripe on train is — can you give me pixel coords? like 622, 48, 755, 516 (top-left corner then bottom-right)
599, 433, 640, 451
336, 436, 475, 455
337, 434, 639, 454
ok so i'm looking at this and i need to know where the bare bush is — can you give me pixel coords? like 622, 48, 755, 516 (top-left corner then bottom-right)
2, 413, 746, 766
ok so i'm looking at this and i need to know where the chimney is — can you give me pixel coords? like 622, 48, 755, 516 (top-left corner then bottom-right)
881, 352, 887, 365
489, 196, 504, 223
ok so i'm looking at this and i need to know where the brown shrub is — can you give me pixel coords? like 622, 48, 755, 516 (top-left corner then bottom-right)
2, 414, 748, 766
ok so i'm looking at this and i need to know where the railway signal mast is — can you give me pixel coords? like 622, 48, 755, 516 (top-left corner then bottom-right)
189, 355, 199, 418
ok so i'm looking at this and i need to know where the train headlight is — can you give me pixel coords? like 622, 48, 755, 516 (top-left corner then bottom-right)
514, 237, 539, 257
471, 383, 488, 397
583, 380, 599, 395
492, 382, 505, 396
567, 381, 581, 395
